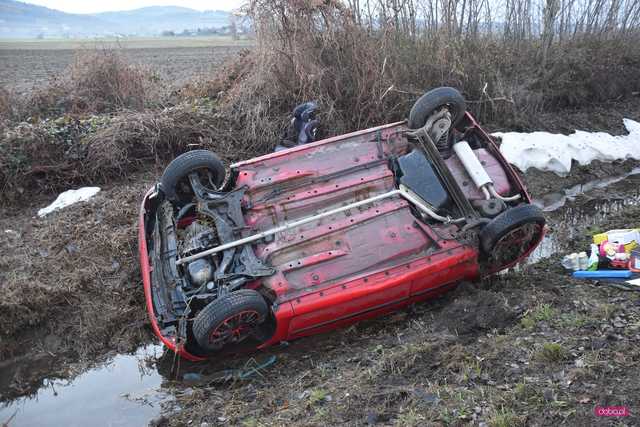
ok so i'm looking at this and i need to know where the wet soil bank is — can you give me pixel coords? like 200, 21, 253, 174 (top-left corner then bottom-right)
0, 173, 158, 402
523, 159, 640, 198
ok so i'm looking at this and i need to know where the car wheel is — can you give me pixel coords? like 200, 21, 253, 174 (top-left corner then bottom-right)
479, 204, 545, 268
408, 87, 466, 129
192, 289, 269, 353
160, 150, 226, 203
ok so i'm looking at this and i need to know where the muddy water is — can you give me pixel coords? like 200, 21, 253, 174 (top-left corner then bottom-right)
0, 345, 168, 427
529, 171, 640, 263
532, 167, 640, 212
1, 169, 639, 426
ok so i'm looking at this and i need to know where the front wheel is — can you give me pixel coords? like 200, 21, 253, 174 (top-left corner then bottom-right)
192, 290, 269, 353
479, 204, 545, 269
160, 150, 226, 203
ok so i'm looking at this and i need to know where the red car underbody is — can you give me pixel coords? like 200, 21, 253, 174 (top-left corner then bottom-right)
139, 114, 542, 361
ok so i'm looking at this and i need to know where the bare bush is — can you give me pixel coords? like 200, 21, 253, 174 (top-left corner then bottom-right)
538, 34, 640, 107
0, 102, 263, 203
16, 49, 157, 120
3, 0, 640, 204
219, 0, 407, 148
67, 50, 150, 112
179, 49, 255, 100
207, 0, 640, 150
82, 105, 256, 183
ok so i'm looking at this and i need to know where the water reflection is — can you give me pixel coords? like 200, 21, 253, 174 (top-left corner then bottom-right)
0, 345, 168, 427
532, 167, 640, 212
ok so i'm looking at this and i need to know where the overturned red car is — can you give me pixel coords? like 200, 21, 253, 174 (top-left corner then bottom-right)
138, 87, 545, 360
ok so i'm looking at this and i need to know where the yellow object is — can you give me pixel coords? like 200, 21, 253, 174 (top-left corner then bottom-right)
593, 229, 640, 253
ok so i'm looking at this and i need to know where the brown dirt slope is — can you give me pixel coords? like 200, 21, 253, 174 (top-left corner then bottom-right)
160, 204, 640, 427
0, 174, 155, 390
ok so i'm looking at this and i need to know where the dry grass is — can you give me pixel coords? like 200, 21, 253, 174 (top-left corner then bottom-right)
67, 50, 152, 112
535, 342, 569, 363
0, 176, 152, 361
82, 105, 233, 182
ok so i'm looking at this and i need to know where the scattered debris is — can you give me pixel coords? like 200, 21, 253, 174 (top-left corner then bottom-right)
561, 227, 639, 285
181, 355, 277, 385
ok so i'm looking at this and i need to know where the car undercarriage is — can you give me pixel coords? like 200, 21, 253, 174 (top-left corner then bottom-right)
139, 87, 545, 359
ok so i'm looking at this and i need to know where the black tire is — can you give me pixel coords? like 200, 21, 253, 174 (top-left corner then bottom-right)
160, 150, 225, 202
408, 87, 466, 129
192, 289, 269, 353
479, 204, 546, 255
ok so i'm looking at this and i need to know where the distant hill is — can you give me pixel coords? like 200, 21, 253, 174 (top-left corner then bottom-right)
0, 0, 232, 38
0, 0, 117, 37
93, 6, 231, 35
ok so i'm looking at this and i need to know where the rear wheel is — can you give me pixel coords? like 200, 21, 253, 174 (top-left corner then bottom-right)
192, 290, 269, 353
408, 87, 466, 129
480, 204, 545, 269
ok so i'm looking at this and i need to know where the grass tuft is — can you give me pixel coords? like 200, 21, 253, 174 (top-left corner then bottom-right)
520, 303, 556, 329
489, 408, 523, 427
535, 342, 569, 363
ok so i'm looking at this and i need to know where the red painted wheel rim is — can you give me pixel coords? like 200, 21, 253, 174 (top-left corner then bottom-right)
208, 310, 260, 347
491, 223, 543, 265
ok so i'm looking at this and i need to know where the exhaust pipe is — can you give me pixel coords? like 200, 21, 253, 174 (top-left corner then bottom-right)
453, 141, 520, 202
453, 141, 493, 190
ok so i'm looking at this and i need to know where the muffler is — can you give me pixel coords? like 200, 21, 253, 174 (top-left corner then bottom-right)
453, 141, 520, 202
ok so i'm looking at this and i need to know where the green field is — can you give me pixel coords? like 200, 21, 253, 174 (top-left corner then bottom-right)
0, 36, 254, 50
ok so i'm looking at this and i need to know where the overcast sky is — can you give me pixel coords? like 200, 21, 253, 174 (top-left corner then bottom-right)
24, 0, 245, 14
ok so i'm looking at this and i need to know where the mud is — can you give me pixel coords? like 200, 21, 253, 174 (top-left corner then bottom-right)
1, 144, 640, 425
522, 158, 640, 197
532, 166, 640, 212
435, 287, 520, 336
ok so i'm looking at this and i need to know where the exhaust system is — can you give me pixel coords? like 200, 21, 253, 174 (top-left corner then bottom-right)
452, 141, 521, 202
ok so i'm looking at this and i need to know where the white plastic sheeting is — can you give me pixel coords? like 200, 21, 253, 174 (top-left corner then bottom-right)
495, 119, 640, 176
38, 187, 101, 217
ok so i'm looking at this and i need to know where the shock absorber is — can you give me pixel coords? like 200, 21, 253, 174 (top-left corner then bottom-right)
427, 110, 452, 154
435, 130, 450, 152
